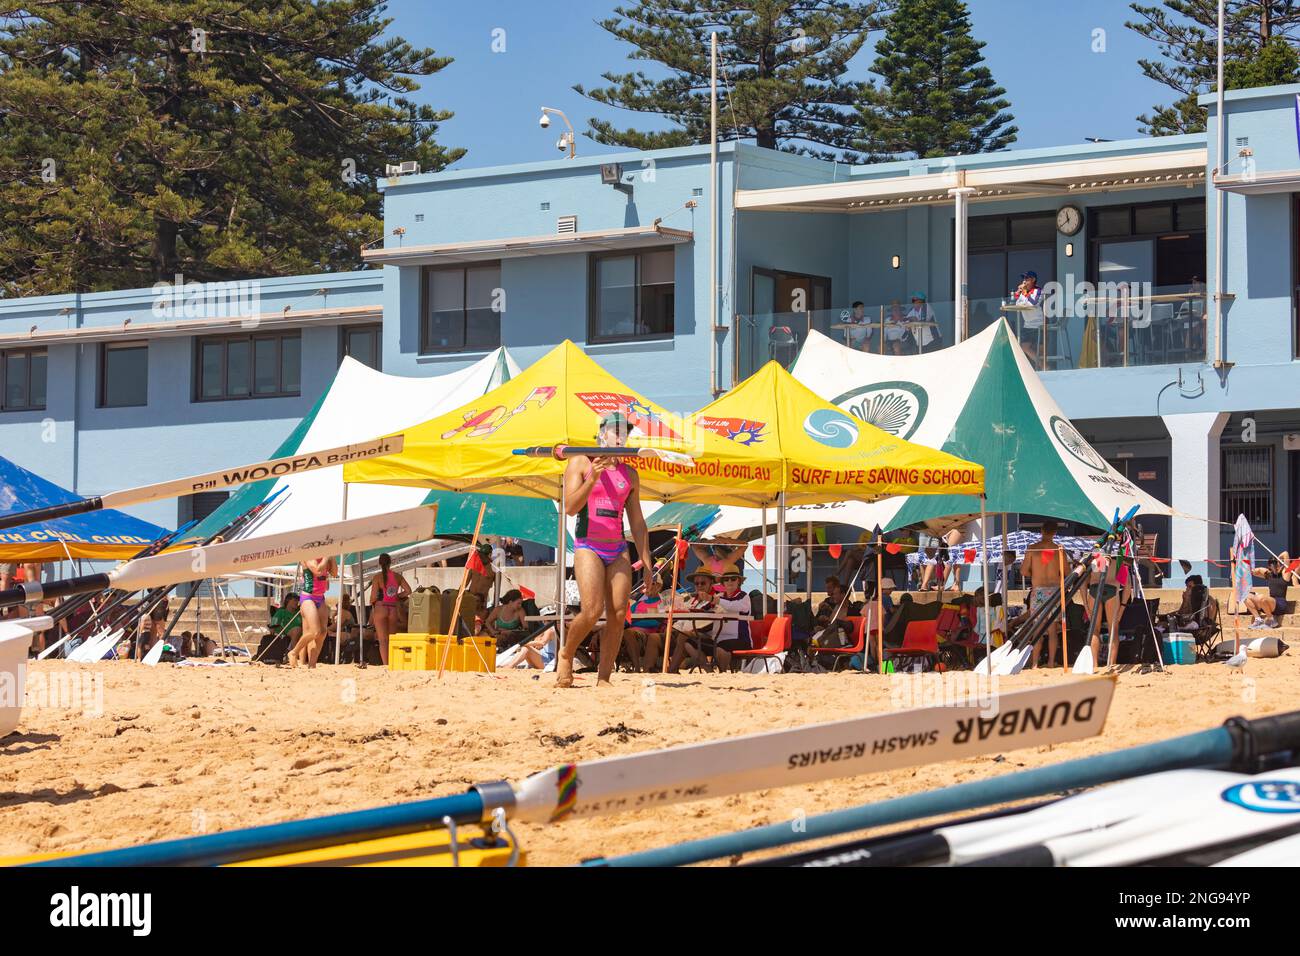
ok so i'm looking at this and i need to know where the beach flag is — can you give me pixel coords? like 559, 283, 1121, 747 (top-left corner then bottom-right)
1231, 514, 1255, 606
466, 548, 489, 576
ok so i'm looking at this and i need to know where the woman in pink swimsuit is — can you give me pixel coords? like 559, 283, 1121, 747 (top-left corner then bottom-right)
369, 552, 411, 667
557, 411, 651, 688
289, 555, 336, 668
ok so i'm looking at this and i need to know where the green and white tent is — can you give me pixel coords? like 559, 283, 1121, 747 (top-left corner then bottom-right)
704, 320, 1170, 537
188, 350, 562, 554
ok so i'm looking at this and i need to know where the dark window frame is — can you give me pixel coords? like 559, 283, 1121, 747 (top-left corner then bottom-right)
419, 261, 503, 355
966, 210, 1058, 252
1085, 198, 1207, 291
340, 323, 383, 370
98, 342, 149, 408
193, 330, 301, 402
1221, 443, 1274, 531
0, 347, 47, 412
588, 247, 678, 344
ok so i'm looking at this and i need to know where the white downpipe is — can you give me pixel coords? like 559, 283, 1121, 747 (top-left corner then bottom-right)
1213, 0, 1227, 366
777, 494, 787, 617
951, 185, 974, 343
709, 31, 720, 395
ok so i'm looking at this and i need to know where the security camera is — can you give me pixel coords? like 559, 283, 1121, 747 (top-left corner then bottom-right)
539, 112, 551, 129
557, 135, 570, 152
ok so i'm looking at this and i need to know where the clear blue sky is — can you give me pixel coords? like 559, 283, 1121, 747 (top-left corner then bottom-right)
388, 0, 1177, 168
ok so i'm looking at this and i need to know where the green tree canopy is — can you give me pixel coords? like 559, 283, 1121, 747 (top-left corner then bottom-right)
0, 0, 463, 296
855, 0, 1016, 160
575, 0, 888, 158
1129, 0, 1300, 134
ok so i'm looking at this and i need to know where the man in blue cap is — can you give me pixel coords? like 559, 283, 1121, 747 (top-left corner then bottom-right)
1011, 270, 1045, 367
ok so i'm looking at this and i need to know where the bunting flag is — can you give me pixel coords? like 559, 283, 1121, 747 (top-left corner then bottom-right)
963, 548, 977, 564
466, 548, 489, 576
1232, 514, 1255, 606
676, 537, 690, 562
885, 542, 902, 555
519, 585, 536, 601
751, 544, 766, 562
828, 543, 842, 559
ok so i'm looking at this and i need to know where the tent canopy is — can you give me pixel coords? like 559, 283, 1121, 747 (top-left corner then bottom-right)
0, 456, 170, 560
702, 321, 1171, 539
187, 350, 561, 548
345, 342, 984, 507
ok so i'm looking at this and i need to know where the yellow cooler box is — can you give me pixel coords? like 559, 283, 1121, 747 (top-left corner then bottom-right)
388, 634, 496, 673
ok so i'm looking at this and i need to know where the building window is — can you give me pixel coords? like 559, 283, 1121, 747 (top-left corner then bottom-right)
99, 343, 148, 408
1222, 445, 1272, 529
966, 212, 1057, 337
1, 348, 47, 411
421, 263, 502, 354
590, 248, 675, 342
195, 331, 300, 401
341, 324, 382, 370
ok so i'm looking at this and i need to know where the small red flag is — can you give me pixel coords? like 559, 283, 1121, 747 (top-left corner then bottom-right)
466, 550, 488, 575
1287, 558, 1300, 575
963, 548, 977, 564
885, 542, 902, 555
519, 586, 536, 600
752, 544, 766, 562
828, 543, 842, 559
1040, 549, 1054, 564
675, 537, 689, 561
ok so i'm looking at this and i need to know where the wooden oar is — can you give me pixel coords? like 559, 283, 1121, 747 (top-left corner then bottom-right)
0, 436, 404, 534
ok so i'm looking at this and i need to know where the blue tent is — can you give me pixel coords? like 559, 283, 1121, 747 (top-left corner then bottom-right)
0, 456, 169, 561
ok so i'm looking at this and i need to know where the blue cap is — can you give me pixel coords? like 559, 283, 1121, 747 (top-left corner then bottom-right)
1021, 270, 1038, 280
910, 290, 926, 300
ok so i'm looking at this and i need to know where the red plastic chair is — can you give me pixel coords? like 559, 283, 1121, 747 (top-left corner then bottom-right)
813, 615, 870, 671
885, 620, 939, 672
731, 615, 790, 671
748, 613, 776, 648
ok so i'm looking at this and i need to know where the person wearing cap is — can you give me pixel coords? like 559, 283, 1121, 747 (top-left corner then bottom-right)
844, 300, 870, 350
708, 565, 754, 669
904, 291, 940, 353
1011, 270, 1046, 367
667, 567, 721, 672
557, 410, 652, 688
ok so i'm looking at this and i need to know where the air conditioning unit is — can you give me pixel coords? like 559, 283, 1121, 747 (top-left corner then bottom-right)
557, 215, 578, 234
384, 161, 421, 177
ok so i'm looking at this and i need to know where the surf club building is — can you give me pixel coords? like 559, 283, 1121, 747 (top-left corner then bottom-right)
2, 82, 1299, 582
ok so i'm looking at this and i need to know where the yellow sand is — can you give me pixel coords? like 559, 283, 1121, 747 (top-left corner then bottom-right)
1, 654, 1295, 866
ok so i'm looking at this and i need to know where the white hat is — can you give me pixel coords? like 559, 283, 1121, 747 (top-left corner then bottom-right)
880, 577, 897, 590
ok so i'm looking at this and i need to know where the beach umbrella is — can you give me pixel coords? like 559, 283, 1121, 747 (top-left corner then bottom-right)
0, 456, 170, 561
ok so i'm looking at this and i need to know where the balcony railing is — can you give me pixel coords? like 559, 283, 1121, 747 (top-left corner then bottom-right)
736, 286, 1207, 380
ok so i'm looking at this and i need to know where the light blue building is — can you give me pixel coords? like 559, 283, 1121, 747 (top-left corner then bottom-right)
3, 82, 1299, 581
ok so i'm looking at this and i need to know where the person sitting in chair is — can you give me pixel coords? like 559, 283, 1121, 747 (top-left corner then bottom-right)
813, 576, 857, 648
1247, 559, 1292, 629
668, 569, 720, 673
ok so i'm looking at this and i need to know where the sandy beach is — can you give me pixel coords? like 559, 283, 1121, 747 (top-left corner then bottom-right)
1, 654, 1296, 866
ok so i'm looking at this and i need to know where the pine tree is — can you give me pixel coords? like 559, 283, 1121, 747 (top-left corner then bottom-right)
1129, 0, 1300, 135
855, 0, 1016, 160
0, 0, 464, 296
575, 0, 888, 158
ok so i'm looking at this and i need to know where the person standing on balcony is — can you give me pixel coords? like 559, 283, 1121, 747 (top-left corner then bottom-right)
1012, 271, 1046, 367
905, 292, 941, 353
845, 300, 871, 351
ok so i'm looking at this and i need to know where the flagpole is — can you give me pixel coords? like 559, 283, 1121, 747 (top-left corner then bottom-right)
977, 499, 991, 670
876, 532, 884, 675
1058, 544, 1069, 669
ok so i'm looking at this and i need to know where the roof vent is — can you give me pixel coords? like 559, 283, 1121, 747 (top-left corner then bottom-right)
557, 215, 578, 234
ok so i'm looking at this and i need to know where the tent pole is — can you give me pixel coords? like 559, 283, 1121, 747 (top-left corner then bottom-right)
979, 498, 991, 671
777, 494, 786, 618
760, 505, 768, 617
557, 487, 566, 652
876, 533, 884, 675
336, 483, 348, 666
661, 523, 683, 673
805, 520, 813, 604
1000, 513, 1009, 599
356, 552, 367, 667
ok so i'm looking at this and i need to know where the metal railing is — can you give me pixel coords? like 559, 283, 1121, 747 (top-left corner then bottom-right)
736, 286, 1208, 379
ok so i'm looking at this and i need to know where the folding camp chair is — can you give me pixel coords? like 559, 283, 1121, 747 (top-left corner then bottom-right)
885, 621, 939, 672
813, 614, 869, 672
935, 601, 982, 669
